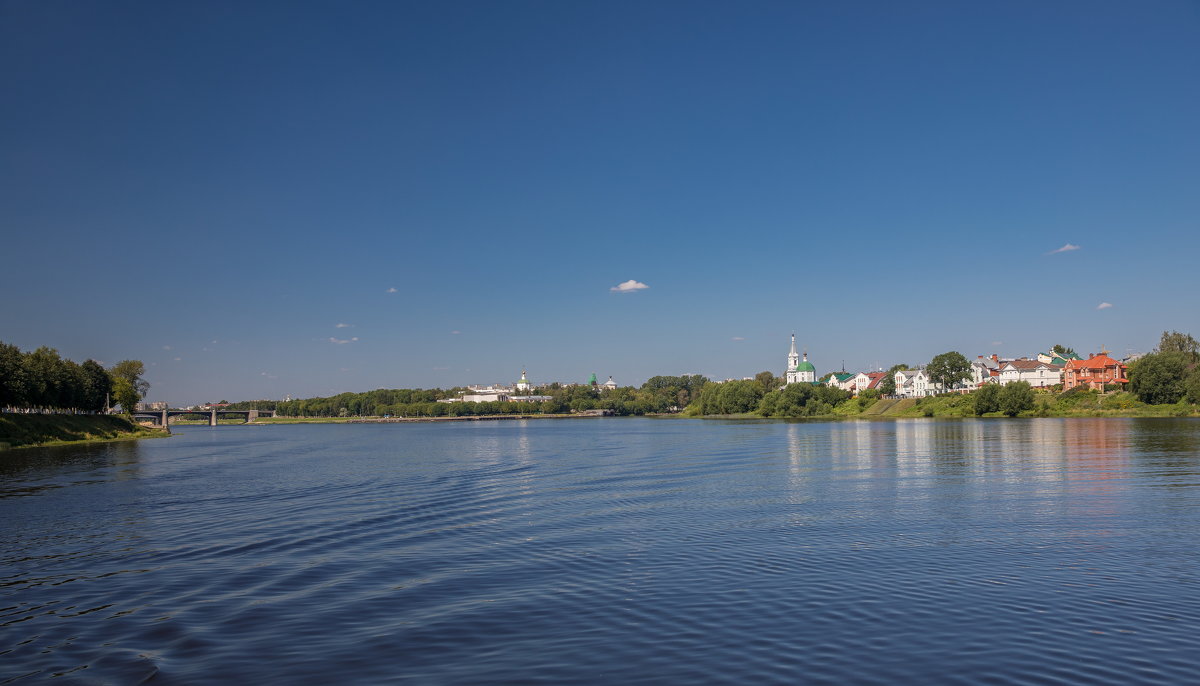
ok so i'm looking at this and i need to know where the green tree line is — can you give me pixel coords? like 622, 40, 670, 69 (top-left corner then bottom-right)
0, 341, 148, 414
239, 375, 712, 418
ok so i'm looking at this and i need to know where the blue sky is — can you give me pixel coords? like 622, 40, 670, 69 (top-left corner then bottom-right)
3, 1, 1198, 404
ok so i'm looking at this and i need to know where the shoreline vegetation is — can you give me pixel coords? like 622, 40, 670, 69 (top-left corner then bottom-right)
0, 414, 168, 450
247, 391, 1198, 425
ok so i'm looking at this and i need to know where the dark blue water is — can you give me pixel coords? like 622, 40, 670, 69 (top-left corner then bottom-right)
3, 418, 1200, 684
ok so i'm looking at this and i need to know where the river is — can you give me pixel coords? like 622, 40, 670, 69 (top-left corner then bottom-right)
3, 417, 1199, 684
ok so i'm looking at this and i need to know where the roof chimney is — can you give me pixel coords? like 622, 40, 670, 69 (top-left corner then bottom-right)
1089, 353, 1095, 359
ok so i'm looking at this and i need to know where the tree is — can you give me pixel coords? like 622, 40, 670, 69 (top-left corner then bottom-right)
1185, 367, 1200, 405
24, 347, 64, 409
927, 351, 971, 394
1129, 352, 1189, 405
754, 370, 781, 393
759, 383, 849, 418
878, 363, 909, 396
999, 381, 1035, 417
1158, 331, 1199, 362
0, 342, 28, 409
109, 360, 149, 408
879, 375, 895, 396
111, 376, 139, 413
80, 360, 112, 412
1051, 344, 1076, 357
974, 383, 1001, 415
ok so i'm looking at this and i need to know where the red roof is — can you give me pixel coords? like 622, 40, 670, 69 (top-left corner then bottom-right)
1066, 354, 1124, 370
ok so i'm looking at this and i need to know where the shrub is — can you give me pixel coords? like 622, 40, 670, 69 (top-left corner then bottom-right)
1000, 381, 1035, 417
1185, 367, 1200, 405
974, 384, 1001, 415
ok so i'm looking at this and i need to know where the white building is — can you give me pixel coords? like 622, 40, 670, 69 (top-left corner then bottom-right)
970, 356, 1000, 387
515, 369, 532, 392
894, 368, 934, 398
997, 359, 1062, 387
850, 371, 888, 394
785, 334, 816, 384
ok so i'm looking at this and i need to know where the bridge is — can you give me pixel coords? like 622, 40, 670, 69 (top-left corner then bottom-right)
131, 408, 277, 426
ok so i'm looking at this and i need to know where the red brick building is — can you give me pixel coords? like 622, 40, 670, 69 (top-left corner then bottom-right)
1062, 352, 1129, 391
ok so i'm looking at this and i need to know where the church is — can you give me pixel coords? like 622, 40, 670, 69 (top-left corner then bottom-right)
785, 333, 816, 385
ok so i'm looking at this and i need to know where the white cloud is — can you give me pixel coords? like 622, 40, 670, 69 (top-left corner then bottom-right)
162, 345, 172, 351
386, 287, 398, 293
731, 336, 745, 341
991, 341, 1003, 347
610, 279, 649, 293
329, 336, 359, 344
450, 330, 461, 335
1048, 243, 1081, 255
173, 357, 182, 361
335, 323, 352, 328
1097, 302, 1113, 310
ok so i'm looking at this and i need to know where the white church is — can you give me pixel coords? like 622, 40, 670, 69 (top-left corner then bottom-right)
785, 333, 817, 385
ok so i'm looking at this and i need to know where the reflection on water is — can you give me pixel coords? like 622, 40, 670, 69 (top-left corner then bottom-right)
3, 418, 1200, 685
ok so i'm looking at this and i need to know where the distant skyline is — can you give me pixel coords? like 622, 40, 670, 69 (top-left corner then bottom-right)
3, 1, 1198, 404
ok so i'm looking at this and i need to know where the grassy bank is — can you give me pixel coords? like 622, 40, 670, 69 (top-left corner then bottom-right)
251, 413, 606, 424
834, 391, 1200, 419
0, 414, 169, 449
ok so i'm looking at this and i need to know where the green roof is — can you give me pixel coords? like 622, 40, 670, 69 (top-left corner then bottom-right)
794, 361, 815, 372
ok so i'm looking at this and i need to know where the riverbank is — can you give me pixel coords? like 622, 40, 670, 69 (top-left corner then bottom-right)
251, 412, 615, 424
0, 414, 169, 449
837, 392, 1200, 419
684, 392, 1200, 420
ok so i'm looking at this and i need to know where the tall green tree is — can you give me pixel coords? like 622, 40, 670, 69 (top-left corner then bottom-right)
1051, 344, 1076, 357
754, 370, 781, 393
928, 351, 971, 394
109, 360, 149, 404
878, 363, 909, 396
110, 377, 139, 413
108, 360, 149, 412
0, 342, 28, 408
1158, 331, 1199, 362
1130, 352, 1189, 405
24, 347, 64, 409
80, 360, 112, 412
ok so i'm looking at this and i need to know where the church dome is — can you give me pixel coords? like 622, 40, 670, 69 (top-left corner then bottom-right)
794, 361, 815, 372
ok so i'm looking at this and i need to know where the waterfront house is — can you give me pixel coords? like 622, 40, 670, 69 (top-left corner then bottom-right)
824, 372, 856, 391
1038, 350, 1083, 366
850, 371, 887, 394
997, 359, 1063, 387
895, 368, 934, 398
971, 356, 1001, 386
1062, 352, 1129, 391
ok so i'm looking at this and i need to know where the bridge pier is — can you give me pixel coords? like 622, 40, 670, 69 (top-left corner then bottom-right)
247, 409, 258, 423
210, 409, 218, 427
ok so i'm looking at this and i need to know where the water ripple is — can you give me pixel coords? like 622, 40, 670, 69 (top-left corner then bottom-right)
3, 419, 1200, 683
